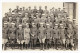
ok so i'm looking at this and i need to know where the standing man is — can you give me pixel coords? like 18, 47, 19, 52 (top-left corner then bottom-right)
9, 23, 16, 49
38, 6, 43, 18
30, 23, 37, 49
28, 6, 32, 18
66, 23, 74, 50
32, 6, 38, 17
53, 24, 59, 50
7, 8, 12, 17
45, 23, 52, 49
23, 23, 30, 49
59, 24, 66, 49
44, 6, 49, 18
38, 23, 46, 50
2, 22, 9, 50
17, 25, 24, 49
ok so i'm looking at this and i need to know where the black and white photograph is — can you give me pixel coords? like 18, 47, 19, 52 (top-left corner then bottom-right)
2, 2, 78, 51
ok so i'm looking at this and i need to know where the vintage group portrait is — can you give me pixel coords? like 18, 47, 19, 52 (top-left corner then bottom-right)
2, 2, 78, 51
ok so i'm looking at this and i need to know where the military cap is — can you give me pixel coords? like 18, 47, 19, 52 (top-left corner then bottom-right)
12, 12, 15, 15
19, 24, 22, 27
19, 12, 22, 15
42, 14, 45, 16
60, 24, 63, 26
32, 23, 35, 25
9, 17, 12, 19
40, 22, 44, 25
46, 23, 50, 26
4, 23, 8, 25
11, 23, 15, 25
25, 13, 28, 14
67, 17, 70, 19
55, 24, 58, 26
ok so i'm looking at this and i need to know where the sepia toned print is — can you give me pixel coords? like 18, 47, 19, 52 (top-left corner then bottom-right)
2, 2, 78, 51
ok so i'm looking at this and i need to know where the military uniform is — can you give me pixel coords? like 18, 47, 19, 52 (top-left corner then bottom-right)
38, 6, 43, 18
24, 23, 30, 49
53, 24, 59, 49
45, 24, 52, 49
7, 8, 12, 17
66, 23, 74, 49
3, 13, 9, 22
17, 25, 24, 44
44, 6, 49, 18
2, 22, 9, 50
38, 23, 46, 50
30, 23, 37, 49
32, 7, 38, 17
9, 23, 16, 40
59, 24, 66, 49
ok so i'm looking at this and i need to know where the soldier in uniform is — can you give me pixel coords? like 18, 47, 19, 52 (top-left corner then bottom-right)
3, 13, 9, 23
23, 23, 30, 49
32, 6, 38, 17
38, 6, 43, 18
7, 8, 12, 17
2, 22, 9, 50
17, 25, 24, 49
30, 23, 37, 49
38, 23, 46, 50
28, 6, 32, 18
9, 23, 16, 49
66, 23, 74, 50
59, 24, 66, 49
45, 23, 52, 49
53, 24, 59, 49
43, 6, 49, 18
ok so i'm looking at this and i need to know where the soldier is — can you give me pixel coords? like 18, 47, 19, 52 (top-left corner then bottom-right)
44, 6, 49, 18
38, 23, 46, 50
59, 24, 66, 49
16, 6, 19, 13
9, 23, 16, 49
16, 16, 20, 28
30, 23, 37, 49
21, 7, 26, 17
3, 13, 9, 23
53, 24, 59, 49
12, 12, 16, 23
66, 23, 74, 50
17, 25, 24, 49
28, 6, 32, 18
62, 7, 68, 18
23, 23, 30, 49
45, 23, 52, 49
2, 22, 9, 50
7, 8, 12, 17
32, 6, 38, 17
54, 9, 58, 17
38, 6, 43, 18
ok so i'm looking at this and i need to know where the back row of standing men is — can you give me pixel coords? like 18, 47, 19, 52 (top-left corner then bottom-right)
2, 6, 78, 50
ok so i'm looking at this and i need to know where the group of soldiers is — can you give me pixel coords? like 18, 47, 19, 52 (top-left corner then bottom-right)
2, 6, 78, 50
